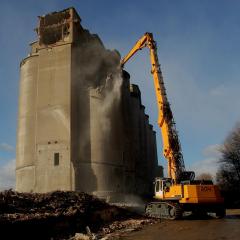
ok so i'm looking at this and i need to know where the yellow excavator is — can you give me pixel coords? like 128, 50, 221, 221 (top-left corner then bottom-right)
120, 33, 225, 219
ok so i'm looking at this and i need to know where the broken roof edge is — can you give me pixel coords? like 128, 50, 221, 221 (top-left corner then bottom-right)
39, 7, 81, 22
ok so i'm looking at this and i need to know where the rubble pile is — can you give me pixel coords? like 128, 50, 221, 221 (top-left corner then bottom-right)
97, 218, 157, 239
0, 190, 109, 220
0, 190, 152, 239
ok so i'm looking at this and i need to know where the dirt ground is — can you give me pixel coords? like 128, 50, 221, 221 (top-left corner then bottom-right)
1, 191, 239, 240
119, 209, 240, 240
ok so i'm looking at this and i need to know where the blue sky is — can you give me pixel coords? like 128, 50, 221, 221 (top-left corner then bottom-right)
1, 0, 240, 188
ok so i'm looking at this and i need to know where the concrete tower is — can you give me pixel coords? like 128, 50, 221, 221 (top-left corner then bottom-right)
16, 8, 161, 199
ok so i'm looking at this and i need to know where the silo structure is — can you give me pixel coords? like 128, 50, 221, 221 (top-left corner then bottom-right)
70, 87, 92, 193
16, 52, 38, 192
129, 84, 141, 159
147, 124, 155, 194
136, 106, 147, 195
120, 71, 134, 195
16, 7, 161, 198
35, 43, 72, 193
129, 84, 142, 194
88, 86, 125, 200
144, 115, 151, 194
152, 130, 158, 179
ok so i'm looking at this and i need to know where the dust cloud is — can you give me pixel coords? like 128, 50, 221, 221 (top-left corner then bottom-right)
96, 72, 123, 137
112, 194, 146, 214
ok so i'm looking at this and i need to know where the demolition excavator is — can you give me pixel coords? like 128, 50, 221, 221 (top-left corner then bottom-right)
120, 33, 225, 219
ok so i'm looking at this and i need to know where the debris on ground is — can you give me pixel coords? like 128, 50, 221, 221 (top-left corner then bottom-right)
0, 190, 157, 239
96, 218, 158, 239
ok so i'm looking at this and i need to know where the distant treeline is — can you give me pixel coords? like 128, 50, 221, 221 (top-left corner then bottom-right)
216, 123, 240, 208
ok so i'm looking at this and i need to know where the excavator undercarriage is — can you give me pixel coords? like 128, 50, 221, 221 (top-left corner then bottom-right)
145, 201, 183, 220
145, 201, 226, 220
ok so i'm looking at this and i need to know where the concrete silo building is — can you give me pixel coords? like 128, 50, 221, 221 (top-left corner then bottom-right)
16, 7, 162, 200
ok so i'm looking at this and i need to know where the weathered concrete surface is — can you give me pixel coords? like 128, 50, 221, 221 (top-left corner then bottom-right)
120, 209, 240, 240
16, 7, 161, 199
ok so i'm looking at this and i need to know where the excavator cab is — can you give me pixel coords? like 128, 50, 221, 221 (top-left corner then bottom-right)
154, 171, 195, 199
154, 178, 172, 198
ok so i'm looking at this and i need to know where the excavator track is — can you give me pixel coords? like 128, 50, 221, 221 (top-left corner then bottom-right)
145, 202, 183, 220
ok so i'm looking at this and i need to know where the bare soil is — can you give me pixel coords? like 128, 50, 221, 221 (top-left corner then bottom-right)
119, 209, 240, 240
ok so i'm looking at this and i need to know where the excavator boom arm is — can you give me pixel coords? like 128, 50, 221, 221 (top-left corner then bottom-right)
121, 32, 185, 182
121, 34, 149, 67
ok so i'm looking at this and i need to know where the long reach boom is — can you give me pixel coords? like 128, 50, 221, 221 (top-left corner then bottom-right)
121, 33, 186, 182
121, 33, 225, 220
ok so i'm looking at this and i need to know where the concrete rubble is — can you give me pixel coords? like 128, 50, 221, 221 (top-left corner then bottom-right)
0, 190, 157, 239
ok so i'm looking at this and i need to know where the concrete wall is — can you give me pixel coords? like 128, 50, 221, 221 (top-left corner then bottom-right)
17, 41, 72, 193
35, 44, 71, 192
89, 88, 125, 199
16, 7, 161, 199
128, 84, 141, 194
16, 55, 38, 192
